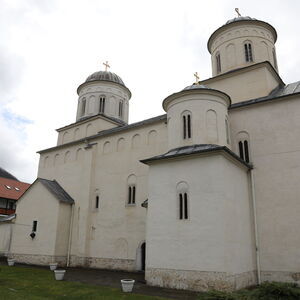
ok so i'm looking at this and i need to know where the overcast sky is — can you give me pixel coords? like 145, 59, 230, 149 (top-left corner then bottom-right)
1, 0, 300, 183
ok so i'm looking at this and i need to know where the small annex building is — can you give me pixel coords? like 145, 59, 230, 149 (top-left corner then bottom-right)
8, 14, 300, 291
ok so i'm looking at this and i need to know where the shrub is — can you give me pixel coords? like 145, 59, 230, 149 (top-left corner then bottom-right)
199, 290, 240, 300
251, 282, 300, 299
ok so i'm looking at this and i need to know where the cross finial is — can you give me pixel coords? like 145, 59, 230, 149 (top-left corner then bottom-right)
103, 61, 110, 71
194, 72, 200, 84
235, 8, 241, 17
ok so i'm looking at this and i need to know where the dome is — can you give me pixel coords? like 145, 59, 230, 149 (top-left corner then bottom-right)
85, 71, 126, 87
225, 16, 257, 25
182, 84, 211, 91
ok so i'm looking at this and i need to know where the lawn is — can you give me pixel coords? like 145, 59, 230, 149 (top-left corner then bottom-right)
0, 265, 167, 300
1, 265, 300, 300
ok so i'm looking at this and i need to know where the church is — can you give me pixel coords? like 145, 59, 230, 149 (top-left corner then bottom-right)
5, 13, 300, 291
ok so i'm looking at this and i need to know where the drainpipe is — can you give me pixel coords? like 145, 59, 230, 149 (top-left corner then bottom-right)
249, 168, 261, 284
67, 203, 75, 267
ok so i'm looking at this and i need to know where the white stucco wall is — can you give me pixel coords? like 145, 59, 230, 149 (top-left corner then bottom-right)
145, 153, 255, 289
229, 94, 300, 282
10, 182, 60, 257
0, 223, 13, 256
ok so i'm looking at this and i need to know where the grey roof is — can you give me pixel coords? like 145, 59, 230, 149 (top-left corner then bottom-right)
141, 144, 252, 169
230, 81, 300, 109
225, 16, 257, 25
39, 114, 167, 154
85, 71, 126, 87
0, 167, 18, 181
38, 178, 74, 204
0, 214, 16, 222
57, 113, 126, 131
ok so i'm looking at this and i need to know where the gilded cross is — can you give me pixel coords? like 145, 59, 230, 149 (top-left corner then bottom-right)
235, 8, 241, 17
194, 72, 200, 84
103, 61, 110, 71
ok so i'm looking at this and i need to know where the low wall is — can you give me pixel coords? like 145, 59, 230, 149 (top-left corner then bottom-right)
0, 223, 13, 256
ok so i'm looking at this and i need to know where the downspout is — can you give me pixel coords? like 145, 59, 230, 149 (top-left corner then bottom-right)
67, 203, 75, 267
249, 168, 261, 284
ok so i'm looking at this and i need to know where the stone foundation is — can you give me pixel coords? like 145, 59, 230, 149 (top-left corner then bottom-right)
261, 271, 300, 285
69, 255, 136, 271
10, 253, 67, 266
145, 268, 257, 291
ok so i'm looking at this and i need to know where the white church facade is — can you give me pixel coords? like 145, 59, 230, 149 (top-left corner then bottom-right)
6, 15, 300, 291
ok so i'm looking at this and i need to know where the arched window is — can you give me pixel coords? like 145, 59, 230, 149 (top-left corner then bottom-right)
238, 140, 250, 163
177, 182, 189, 220
244, 42, 253, 62
127, 174, 137, 206
99, 96, 105, 113
273, 48, 278, 70
182, 112, 192, 139
216, 52, 221, 73
119, 101, 123, 117
81, 98, 86, 116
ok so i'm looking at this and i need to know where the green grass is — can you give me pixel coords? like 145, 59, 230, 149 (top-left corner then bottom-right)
0, 265, 167, 300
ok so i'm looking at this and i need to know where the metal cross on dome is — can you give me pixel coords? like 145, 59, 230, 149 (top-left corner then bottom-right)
235, 8, 241, 17
194, 72, 200, 84
103, 61, 110, 71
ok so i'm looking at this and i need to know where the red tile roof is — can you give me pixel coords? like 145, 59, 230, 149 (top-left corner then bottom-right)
0, 177, 30, 200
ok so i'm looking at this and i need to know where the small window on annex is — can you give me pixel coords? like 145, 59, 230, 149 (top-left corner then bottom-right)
182, 111, 192, 140
32, 220, 38, 232
216, 53, 221, 73
273, 48, 278, 70
244, 42, 253, 62
99, 96, 106, 114
177, 182, 189, 220
95, 195, 99, 209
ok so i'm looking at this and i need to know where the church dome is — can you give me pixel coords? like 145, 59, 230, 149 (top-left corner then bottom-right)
225, 16, 257, 25
183, 84, 211, 91
85, 71, 126, 87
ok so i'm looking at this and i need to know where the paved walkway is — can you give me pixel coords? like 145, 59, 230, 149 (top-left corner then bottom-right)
1, 260, 198, 299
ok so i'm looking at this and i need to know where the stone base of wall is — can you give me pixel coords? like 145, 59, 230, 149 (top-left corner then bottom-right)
10, 253, 67, 266
261, 271, 300, 285
69, 255, 136, 271
145, 268, 257, 292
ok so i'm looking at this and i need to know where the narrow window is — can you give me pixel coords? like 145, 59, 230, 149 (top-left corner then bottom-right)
128, 185, 136, 205
184, 193, 188, 219
81, 99, 86, 116
244, 43, 253, 62
273, 48, 278, 70
187, 115, 191, 138
132, 186, 136, 204
179, 193, 188, 220
128, 186, 132, 204
179, 193, 183, 220
119, 101, 123, 117
99, 97, 106, 113
244, 140, 250, 163
95, 196, 99, 209
239, 141, 244, 160
183, 115, 186, 139
183, 113, 192, 140
216, 53, 221, 73
32, 221, 38, 232
225, 119, 230, 144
